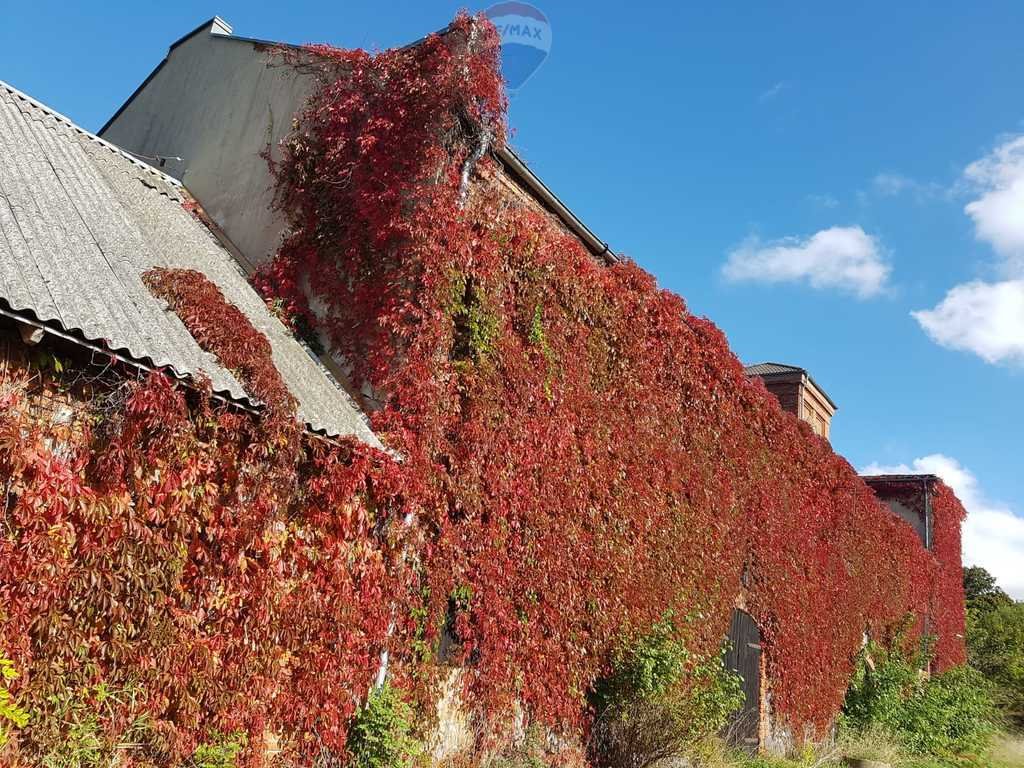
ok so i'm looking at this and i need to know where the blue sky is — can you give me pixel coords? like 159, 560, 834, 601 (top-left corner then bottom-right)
3, 1, 1023, 595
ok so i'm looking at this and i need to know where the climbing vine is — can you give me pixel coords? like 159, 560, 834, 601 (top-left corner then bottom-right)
0, 309, 401, 764
929, 483, 969, 671
0, 11, 968, 766
143, 267, 296, 415
257, 9, 968, 743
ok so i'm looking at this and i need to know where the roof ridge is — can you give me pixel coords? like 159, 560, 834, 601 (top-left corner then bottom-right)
861, 474, 940, 482
0, 79, 182, 189
745, 361, 804, 372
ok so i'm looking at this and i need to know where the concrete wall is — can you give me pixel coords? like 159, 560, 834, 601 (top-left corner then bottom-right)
883, 498, 928, 546
101, 23, 315, 272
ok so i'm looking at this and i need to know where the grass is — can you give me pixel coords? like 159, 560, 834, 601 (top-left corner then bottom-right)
685, 730, 1024, 768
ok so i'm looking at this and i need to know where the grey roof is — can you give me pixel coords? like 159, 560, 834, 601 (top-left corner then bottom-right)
0, 79, 380, 447
744, 362, 804, 377
744, 361, 837, 411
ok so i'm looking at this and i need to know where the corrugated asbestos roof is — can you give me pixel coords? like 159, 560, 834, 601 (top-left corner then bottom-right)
744, 362, 804, 377
0, 80, 380, 448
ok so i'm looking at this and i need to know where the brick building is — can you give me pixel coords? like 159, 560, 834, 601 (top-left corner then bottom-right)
0, 16, 967, 761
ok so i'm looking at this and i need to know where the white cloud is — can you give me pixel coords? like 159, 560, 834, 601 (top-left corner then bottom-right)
912, 280, 1024, 364
722, 226, 890, 298
759, 81, 789, 103
963, 135, 1024, 272
913, 136, 1024, 365
871, 172, 944, 202
873, 173, 915, 197
862, 454, 1024, 600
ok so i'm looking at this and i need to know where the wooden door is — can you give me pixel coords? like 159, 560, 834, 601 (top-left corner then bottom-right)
724, 609, 761, 749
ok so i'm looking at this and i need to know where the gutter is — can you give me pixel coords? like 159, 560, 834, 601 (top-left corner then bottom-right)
0, 305, 372, 450
801, 371, 838, 412
494, 146, 617, 265
0, 305, 256, 414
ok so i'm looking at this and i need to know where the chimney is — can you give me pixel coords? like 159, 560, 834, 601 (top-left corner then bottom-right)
745, 362, 837, 440
210, 17, 233, 36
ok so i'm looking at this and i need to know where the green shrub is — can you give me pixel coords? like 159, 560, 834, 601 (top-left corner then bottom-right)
841, 643, 998, 758
842, 643, 923, 731
590, 613, 744, 768
966, 595, 1024, 727
0, 654, 29, 747
190, 730, 246, 768
593, 613, 690, 709
963, 567, 1013, 614
347, 682, 421, 768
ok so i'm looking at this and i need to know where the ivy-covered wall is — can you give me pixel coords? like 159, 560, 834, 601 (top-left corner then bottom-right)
254, 9, 967, 746
0, 321, 399, 765
0, 13, 967, 767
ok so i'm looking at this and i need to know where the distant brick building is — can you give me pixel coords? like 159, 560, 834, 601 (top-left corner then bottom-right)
746, 362, 837, 440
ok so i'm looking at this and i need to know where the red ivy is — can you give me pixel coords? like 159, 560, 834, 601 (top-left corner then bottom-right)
258, 10, 968, 740
930, 482, 968, 670
0, 328, 401, 762
143, 267, 296, 415
0, 12, 969, 765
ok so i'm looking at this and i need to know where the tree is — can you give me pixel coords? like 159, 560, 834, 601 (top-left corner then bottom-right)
963, 566, 1024, 727
963, 566, 1012, 612
967, 601, 1024, 726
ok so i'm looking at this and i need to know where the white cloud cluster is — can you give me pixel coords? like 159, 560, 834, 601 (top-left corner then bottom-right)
963, 135, 1024, 271
871, 172, 944, 202
722, 226, 890, 298
873, 173, 915, 197
912, 280, 1024, 364
862, 454, 1024, 600
913, 135, 1024, 364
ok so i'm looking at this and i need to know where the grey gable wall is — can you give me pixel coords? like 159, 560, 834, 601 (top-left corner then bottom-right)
101, 21, 315, 272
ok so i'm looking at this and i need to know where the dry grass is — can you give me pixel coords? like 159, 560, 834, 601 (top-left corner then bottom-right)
835, 727, 908, 766
681, 729, 1024, 768
988, 735, 1024, 768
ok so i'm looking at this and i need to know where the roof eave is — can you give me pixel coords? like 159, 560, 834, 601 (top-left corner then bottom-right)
861, 474, 940, 484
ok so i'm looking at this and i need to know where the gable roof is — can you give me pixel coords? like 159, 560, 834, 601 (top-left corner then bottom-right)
0, 79, 380, 447
744, 362, 804, 377
98, 16, 618, 266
